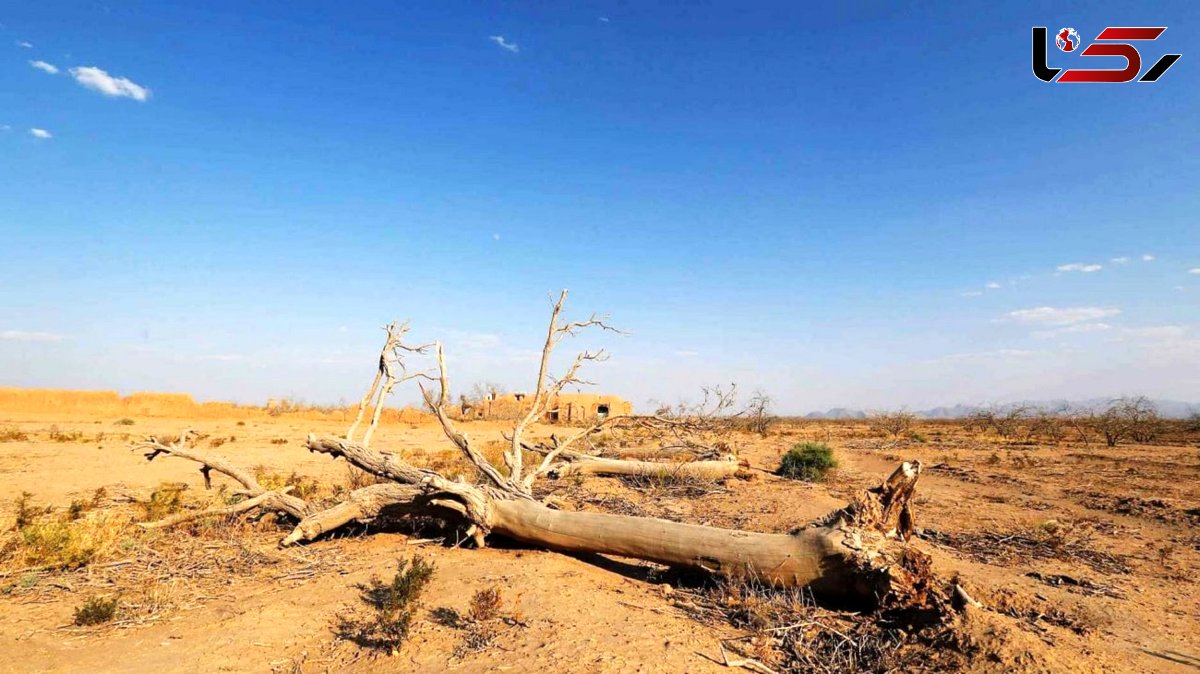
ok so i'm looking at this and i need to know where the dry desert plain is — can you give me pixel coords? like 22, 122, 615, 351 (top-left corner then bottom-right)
1, 392, 1199, 673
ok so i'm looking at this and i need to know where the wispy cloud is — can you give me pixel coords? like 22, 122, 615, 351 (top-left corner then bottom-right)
1189, 268, 1200, 275
198, 354, 245, 362
674, 350, 700, 357
1, 330, 65, 342
1142, 254, 1155, 261
599, 16, 610, 23
1056, 262, 1102, 273
488, 35, 519, 53
985, 281, 1001, 289
1123, 325, 1187, 339
1110, 256, 1129, 264
929, 349, 1037, 364
29, 59, 58, 74
960, 291, 983, 298
69, 66, 151, 101
29, 128, 52, 139
0, 124, 11, 132
1004, 306, 1120, 326
1033, 322, 1112, 339
16, 40, 33, 49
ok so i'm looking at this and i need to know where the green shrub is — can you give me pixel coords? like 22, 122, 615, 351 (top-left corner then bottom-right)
74, 595, 119, 626
777, 443, 837, 482
908, 431, 928, 443
337, 556, 435, 654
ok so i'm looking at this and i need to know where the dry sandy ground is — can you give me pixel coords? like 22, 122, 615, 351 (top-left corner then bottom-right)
1, 410, 1198, 673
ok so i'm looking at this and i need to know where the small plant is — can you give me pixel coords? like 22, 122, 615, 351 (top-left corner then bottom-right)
48, 425, 84, 442
908, 431, 927, 443
0, 426, 29, 442
209, 437, 227, 448
336, 556, 435, 655
269, 437, 289, 445
236, 421, 246, 426
136, 484, 186, 522
254, 468, 320, 500
114, 418, 135, 426
777, 443, 837, 482
74, 595, 119, 626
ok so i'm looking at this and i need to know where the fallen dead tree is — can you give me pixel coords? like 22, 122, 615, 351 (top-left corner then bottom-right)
136, 290, 940, 610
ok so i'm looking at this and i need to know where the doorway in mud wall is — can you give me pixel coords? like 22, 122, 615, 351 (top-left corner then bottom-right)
596, 404, 610, 420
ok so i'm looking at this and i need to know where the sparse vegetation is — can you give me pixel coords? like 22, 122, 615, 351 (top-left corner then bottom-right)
74, 595, 120, 626
336, 556, 435, 655
0, 426, 29, 442
777, 442, 837, 482
868, 410, 915, 439
114, 418, 135, 426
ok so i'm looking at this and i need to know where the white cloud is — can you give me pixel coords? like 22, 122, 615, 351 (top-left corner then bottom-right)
29, 128, 52, 139
1124, 325, 1188, 339
488, 35, 519, 53
0, 124, 11, 132
1142, 254, 1155, 261
1, 330, 65, 342
1189, 268, 1200, 275
1004, 306, 1120, 326
1110, 256, 1129, 264
599, 17, 610, 22
1032, 322, 1112, 339
960, 291, 983, 298
985, 281, 1001, 289
30, 60, 59, 74
493, 233, 501, 241
17, 41, 33, 49
1056, 263, 1102, 273
69, 66, 151, 101
931, 349, 1037, 364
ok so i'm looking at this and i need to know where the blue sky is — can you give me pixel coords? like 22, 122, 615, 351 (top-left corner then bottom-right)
2, 2, 1198, 412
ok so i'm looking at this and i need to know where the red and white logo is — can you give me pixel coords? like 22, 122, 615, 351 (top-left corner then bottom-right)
1034, 26, 1181, 83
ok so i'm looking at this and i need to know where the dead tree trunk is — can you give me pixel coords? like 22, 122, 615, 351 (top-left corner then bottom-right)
548, 455, 743, 480
137, 290, 939, 612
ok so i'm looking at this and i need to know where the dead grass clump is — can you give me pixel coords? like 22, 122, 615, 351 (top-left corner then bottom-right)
269, 437, 288, 445
47, 425, 84, 442
675, 576, 916, 672
619, 471, 726, 499
0, 426, 29, 442
254, 468, 320, 500
920, 521, 1130, 575
135, 483, 188, 522
74, 595, 120, 626
114, 418, 135, 426
336, 556, 435, 655
68, 488, 108, 520
2, 495, 134, 571
209, 436, 228, 448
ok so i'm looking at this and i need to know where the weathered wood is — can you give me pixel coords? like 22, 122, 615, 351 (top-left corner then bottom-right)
549, 455, 743, 480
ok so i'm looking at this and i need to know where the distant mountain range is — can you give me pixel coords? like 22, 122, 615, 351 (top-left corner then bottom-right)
801, 398, 1200, 420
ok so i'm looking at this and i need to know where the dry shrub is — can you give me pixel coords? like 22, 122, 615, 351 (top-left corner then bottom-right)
114, 418, 135, 426
868, 411, 916, 439
47, 425, 84, 442
436, 586, 517, 658
2, 493, 134, 571
269, 437, 288, 445
209, 436, 228, 448
135, 483, 188, 522
0, 426, 29, 442
74, 595, 120, 626
254, 467, 320, 500
619, 470, 724, 499
336, 556, 435, 655
678, 576, 915, 673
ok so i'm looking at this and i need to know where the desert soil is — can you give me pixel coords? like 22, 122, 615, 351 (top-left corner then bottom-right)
1, 409, 1198, 673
